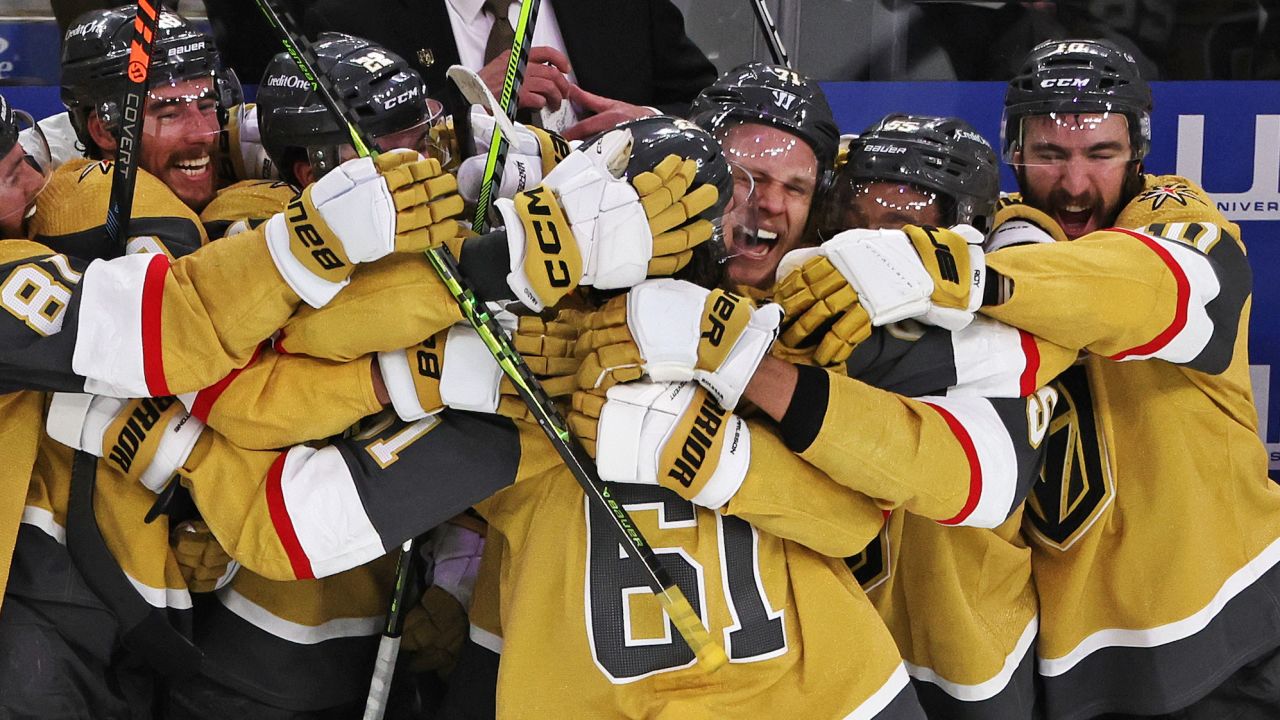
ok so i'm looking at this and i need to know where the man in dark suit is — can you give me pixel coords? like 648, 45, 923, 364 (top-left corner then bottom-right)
300, 0, 717, 139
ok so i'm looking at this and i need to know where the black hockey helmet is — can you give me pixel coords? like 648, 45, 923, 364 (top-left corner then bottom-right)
583, 114, 736, 289
690, 62, 840, 188
257, 33, 447, 187
1002, 38, 1153, 163
829, 114, 999, 234
61, 7, 239, 158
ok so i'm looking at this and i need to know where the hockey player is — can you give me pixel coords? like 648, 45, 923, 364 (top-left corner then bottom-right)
0, 95, 51, 241
688, 62, 841, 289
987, 39, 1274, 720
765, 39, 1274, 720
565, 107, 1083, 719
786, 114, 1048, 719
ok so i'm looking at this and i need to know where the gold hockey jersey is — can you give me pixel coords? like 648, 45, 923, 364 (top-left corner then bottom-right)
199, 179, 297, 239
475, 425, 923, 720
982, 176, 1272, 719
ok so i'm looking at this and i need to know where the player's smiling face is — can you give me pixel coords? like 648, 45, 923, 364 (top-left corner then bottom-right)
1016, 113, 1132, 240
720, 122, 818, 288
140, 76, 221, 212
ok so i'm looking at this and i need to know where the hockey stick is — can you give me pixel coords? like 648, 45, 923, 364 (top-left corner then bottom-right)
471, 0, 540, 233
252, 0, 728, 676
105, 0, 161, 247
362, 537, 416, 720
65, 0, 210, 679
750, 0, 791, 68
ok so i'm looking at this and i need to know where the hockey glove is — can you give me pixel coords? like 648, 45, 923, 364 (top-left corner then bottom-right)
986, 196, 1068, 252
774, 251, 873, 366
497, 128, 720, 311
172, 519, 238, 593
457, 108, 574, 202
379, 313, 577, 421
780, 224, 986, 332
45, 393, 204, 494
402, 585, 467, 675
378, 314, 514, 420
265, 150, 465, 307
570, 381, 750, 510
575, 279, 781, 410
276, 253, 465, 362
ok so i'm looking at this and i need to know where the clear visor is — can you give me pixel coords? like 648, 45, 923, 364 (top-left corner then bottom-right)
829, 179, 951, 233
718, 161, 761, 263
0, 110, 52, 237
96, 74, 228, 147
1003, 112, 1136, 170
332, 97, 452, 165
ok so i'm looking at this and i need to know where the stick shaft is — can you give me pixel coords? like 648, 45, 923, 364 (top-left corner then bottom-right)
472, 0, 541, 233
750, 0, 790, 68
105, 0, 161, 248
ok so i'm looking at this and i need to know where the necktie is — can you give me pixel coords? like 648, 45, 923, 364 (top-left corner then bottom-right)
483, 0, 517, 64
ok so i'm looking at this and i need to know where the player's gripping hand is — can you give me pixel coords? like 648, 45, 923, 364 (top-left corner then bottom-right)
172, 520, 238, 593
378, 312, 577, 421
575, 280, 780, 411
265, 150, 465, 307
773, 251, 872, 366
987, 195, 1068, 252
569, 381, 750, 510
457, 108, 575, 202
45, 394, 204, 494
783, 224, 986, 332
497, 128, 720, 311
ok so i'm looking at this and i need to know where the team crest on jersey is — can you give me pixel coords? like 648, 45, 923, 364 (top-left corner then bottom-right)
1025, 366, 1115, 551
78, 160, 113, 183
1138, 183, 1205, 211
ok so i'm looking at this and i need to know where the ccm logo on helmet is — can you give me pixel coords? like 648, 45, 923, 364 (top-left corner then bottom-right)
383, 85, 422, 109
1040, 77, 1091, 89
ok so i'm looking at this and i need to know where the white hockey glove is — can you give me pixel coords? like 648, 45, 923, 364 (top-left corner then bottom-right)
570, 381, 750, 510
377, 312, 517, 420
45, 393, 204, 493
264, 150, 464, 307
457, 108, 575, 203
779, 224, 986, 332
575, 279, 781, 410
496, 128, 720, 311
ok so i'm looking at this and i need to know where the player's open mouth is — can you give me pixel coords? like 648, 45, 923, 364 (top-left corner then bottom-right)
1055, 203, 1094, 239
175, 155, 211, 177
24, 204, 36, 220
731, 227, 778, 261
